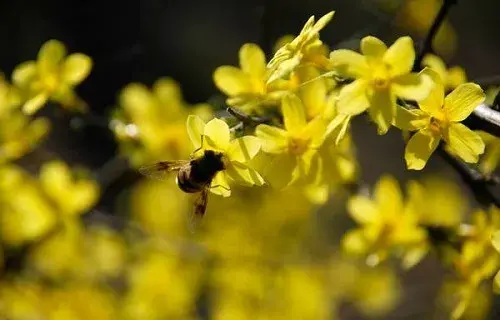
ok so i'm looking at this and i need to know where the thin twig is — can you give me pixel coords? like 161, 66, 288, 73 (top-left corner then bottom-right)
413, 0, 458, 71
226, 106, 270, 125
465, 103, 500, 137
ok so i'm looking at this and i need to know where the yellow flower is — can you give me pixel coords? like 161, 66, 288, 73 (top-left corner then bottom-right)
39, 160, 99, 217
407, 176, 466, 228
273, 34, 295, 53
267, 12, 334, 83
477, 131, 500, 177
330, 36, 433, 134
214, 43, 287, 114
342, 175, 427, 265
0, 165, 57, 246
12, 39, 92, 114
113, 78, 213, 167
255, 94, 327, 188
422, 53, 467, 91
187, 115, 264, 196
394, 69, 485, 170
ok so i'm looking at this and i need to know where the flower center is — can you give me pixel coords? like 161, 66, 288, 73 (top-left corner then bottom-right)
371, 65, 392, 90
373, 77, 390, 90
288, 136, 311, 155
429, 117, 442, 135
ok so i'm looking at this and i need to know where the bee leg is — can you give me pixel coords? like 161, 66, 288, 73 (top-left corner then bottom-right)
190, 134, 205, 159
209, 184, 231, 191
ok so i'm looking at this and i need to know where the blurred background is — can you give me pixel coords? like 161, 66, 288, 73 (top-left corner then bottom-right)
1, 0, 500, 319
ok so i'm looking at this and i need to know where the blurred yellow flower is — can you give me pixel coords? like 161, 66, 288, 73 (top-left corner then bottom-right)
0, 75, 49, 164
422, 53, 467, 91
477, 131, 500, 177
267, 12, 334, 83
187, 115, 264, 196
12, 39, 92, 114
342, 175, 428, 265
113, 78, 213, 167
214, 43, 288, 114
121, 247, 202, 320
0, 165, 57, 246
395, 69, 485, 170
407, 176, 466, 227
39, 160, 99, 217
330, 36, 433, 134
255, 94, 327, 188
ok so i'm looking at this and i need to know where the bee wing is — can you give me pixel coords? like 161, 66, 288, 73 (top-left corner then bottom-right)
138, 160, 189, 181
187, 187, 209, 233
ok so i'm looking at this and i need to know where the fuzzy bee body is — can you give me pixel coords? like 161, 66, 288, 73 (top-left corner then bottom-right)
177, 150, 225, 193
138, 149, 226, 229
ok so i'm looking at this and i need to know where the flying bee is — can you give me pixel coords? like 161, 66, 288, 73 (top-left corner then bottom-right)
138, 145, 226, 230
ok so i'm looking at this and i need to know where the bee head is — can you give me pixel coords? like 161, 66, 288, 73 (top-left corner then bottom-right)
203, 150, 225, 171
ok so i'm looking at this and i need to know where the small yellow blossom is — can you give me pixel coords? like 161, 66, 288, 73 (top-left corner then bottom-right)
113, 78, 213, 167
477, 131, 500, 177
12, 39, 92, 114
214, 43, 287, 114
342, 175, 428, 265
267, 12, 334, 83
255, 94, 327, 188
394, 69, 485, 170
187, 115, 264, 196
422, 53, 467, 91
39, 160, 99, 217
330, 36, 433, 134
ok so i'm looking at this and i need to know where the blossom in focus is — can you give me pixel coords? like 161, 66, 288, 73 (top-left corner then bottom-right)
213, 43, 287, 114
113, 78, 213, 167
394, 69, 485, 170
12, 39, 92, 114
255, 94, 327, 188
187, 115, 264, 197
342, 175, 428, 266
267, 11, 334, 83
330, 36, 433, 134
422, 53, 467, 91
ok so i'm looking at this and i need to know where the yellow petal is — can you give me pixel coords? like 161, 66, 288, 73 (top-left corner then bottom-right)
492, 230, 500, 253
418, 68, 445, 117
421, 54, 447, 81
12, 61, 37, 88
282, 94, 306, 132
368, 89, 395, 134
447, 66, 467, 89
383, 36, 415, 77
329, 49, 369, 78
392, 72, 433, 101
374, 175, 404, 214
444, 83, 485, 122
342, 229, 368, 255
347, 196, 378, 224
239, 43, 266, 79
37, 39, 66, 74
225, 162, 264, 186
187, 115, 206, 150
261, 154, 296, 189
255, 124, 288, 153
210, 172, 231, 197
213, 66, 252, 96
227, 136, 261, 163
445, 123, 485, 163
393, 107, 429, 131
296, 65, 328, 119
360, 36, 387, 62
337, 80, 370, 115
204, 118, 231, 151
312, 11, 335, 33
61, 53, 92, 85
23, 93, 49, 115
39, 161, 71, 202
405, 129, 440, 170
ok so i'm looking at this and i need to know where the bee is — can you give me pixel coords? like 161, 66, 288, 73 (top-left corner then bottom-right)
138, 146, 226, 230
